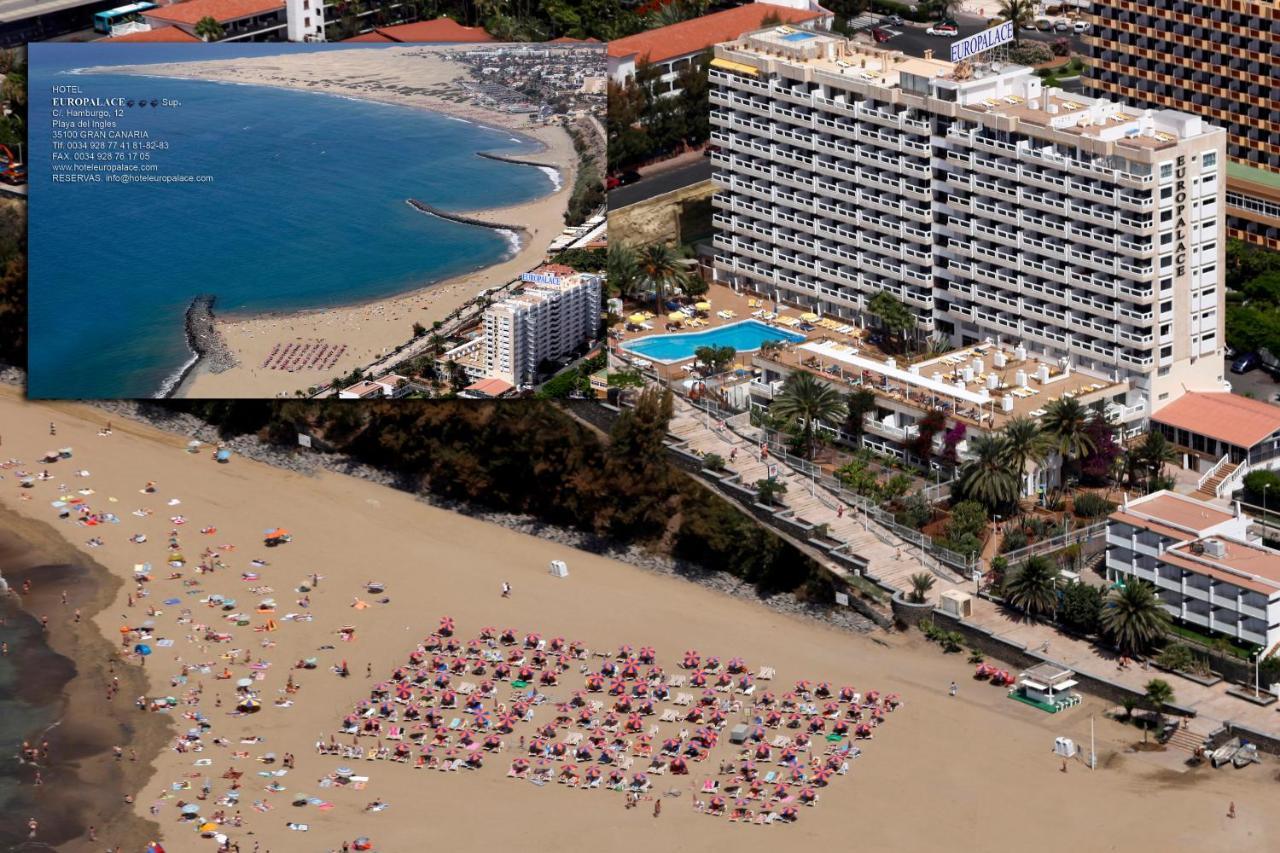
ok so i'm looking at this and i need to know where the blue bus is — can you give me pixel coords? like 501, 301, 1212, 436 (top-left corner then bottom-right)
93, 2, 159, 34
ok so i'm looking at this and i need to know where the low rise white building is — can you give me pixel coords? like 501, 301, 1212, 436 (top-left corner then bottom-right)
1106, 490, 1280, 652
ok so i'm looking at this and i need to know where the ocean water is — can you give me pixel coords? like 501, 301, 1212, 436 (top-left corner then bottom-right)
27, 43, 558, 398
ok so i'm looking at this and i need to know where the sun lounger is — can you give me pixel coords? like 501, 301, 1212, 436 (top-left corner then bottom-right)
757, 667, 775, 680
669, 676, 685, 688
674, 693, 694, 706
660, 709, 680, 722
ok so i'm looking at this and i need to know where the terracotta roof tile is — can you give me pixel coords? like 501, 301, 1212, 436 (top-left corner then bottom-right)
1152, 391, 1280, 449
606, 3, 827, 66
145, 0, 284, 25
343, 18, 495, 43
103, 24, 201, 41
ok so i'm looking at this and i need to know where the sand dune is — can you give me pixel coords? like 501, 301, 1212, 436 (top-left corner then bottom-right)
0, 388, 1276, 853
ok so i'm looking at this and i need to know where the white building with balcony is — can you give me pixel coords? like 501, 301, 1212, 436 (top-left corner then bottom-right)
708, 29, 1229, 424
1106, 490, 1280, 652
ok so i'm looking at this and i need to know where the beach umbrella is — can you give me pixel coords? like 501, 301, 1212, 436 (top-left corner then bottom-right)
782, 806, 798, 820
434, 673, 451, 688
800, 786, 816, 802
670, 756, 688, 774
833, 721, 849, 735
474, 711, 491, 728
814, 767, 834, 786
705, 657, 720, 672
690, 671, 707, 687
682, 651, 700, 669
585, 674, 604, 692
498, 713, 517, 733
480, 626, 496, 639
500, 628, 517, 644
839, 686, 855, 702
667, 312, 685, 324
710, 795, 725, 808
631, 682, 649, 698
727, 656, 746, 673
614, 696, 632, 713
759, 690, 776, 705
751, 725, 766, 742
794, 680, 811, 693
801, 312, 819, 322
632, 772, 648, 786
585, 766, 602, 780
599, 659, 617, 677
816, 682, 832, 698
608, 677, 627, 696
638, 646, 656, 664
236, 677, 254, 689
866, 690, 881, 703
790, 766, 807, 782
134, 644, 152, 656
627, 313, 646, 326
181, 804, 201, 816
524, 632, 541, 648
620, 660, 640, 679
695, 301, 712, 311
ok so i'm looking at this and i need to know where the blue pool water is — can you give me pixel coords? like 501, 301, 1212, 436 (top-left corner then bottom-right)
27, 43, 557, 398
781, 31, 817, 42
622, 320, 805, 363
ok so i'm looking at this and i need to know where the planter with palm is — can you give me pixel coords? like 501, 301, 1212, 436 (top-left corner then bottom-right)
770, 372, 846, 459
638, 242, 692, 318
1142, 678, 1175, 742
1100, 579, 1169, 657
194, 15, 225, 41
843, 388, 877, 448
1133, 431, 1178, 494
1002, 555, 1059, 621
908, 572, 936, 604
957, 433, 1019, 514
1041, 397, 1096, 488
1002, 415, 1049, 510
998, 0, 1035, 40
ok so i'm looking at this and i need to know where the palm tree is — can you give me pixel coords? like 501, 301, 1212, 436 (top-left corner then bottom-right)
957, 433, 1018, 512
1134, 430, 1178, 493
843, 388, 877, 447
1002, 555, 1059, 621
607, 242, 642, 299
770, 372, 846, 459
194, 15, 225, 41
908, 572, 936, 604
1100, 580, 1169, 657
866, 291, 918, 354
1142, 678, 1175, 741
1040, 397, 1096, 485
637, 242, 690, 317
1001, 416, 1049, 506
998, 0, 1036, 35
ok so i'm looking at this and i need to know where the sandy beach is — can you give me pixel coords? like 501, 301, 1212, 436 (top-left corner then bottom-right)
1, 388, 1278, 852
88, 46, 581, 398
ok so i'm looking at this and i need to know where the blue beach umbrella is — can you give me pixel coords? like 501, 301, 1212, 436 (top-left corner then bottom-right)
135, 644, 152, 656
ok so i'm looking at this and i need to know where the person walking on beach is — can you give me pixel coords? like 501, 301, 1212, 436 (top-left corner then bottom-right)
501, 581, 511, 598
948, 681, 957, 697
1228, 801, 1236, 819
49, 422, 56, 436
654, 799, 662, 818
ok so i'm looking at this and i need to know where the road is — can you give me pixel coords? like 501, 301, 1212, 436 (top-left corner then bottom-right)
1224, 356, 1280, 403
608, 159, 713, 210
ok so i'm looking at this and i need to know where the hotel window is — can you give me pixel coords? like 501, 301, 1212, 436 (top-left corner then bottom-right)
1203, 151, 1216, 167
1160, 163, 1173, 179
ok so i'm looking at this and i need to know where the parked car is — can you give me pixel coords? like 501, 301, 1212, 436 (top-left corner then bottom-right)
872, 27, 892, 42
1231, 352, 1260, 374
1054, 19, 1071, 31
606, 175, 621, 190
880, 14, 903, 26
1072, 20, 1090, 33
1035, 17, 1053, 30
926, 24, 959, 36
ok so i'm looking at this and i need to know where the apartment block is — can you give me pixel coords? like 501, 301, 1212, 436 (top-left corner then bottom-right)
1106, 490, 1280, 652
709, 29, 1228, 421
482, 267, 601, 387
1085, 0, 1280, 250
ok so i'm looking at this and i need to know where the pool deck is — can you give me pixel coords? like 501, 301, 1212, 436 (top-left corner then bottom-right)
610, 284, 873, 380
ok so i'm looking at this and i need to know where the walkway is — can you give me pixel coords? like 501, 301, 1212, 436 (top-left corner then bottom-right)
666, 396, 1280, 739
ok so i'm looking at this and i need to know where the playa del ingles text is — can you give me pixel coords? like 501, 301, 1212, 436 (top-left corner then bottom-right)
47, 83, 211, 184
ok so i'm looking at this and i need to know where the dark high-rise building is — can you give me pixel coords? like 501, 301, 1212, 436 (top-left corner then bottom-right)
1086, 0, 1280, 250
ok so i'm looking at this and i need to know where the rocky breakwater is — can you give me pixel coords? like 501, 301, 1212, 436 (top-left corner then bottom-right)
162, 295, 235, 398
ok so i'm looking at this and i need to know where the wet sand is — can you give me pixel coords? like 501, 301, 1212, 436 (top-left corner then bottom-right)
1, 388, 1278, 852
91, 46, 582, 399
0, 510, 169, 852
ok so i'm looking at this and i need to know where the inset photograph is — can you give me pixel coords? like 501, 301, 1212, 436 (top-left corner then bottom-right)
28, 41, 605, 398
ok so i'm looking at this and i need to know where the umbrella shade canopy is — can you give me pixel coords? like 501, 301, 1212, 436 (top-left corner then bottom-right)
801, 312, 819, 322
628, 313, 646, 325
236, 678, 253, 688
181, 804, 201, 814
134, 644, 152, 656
264, 528, 290, 539
695, 301, 711, 311
667, 312, 685, 323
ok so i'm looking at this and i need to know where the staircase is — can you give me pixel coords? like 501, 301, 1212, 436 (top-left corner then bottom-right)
1164, 726, 1206, 756
1194, 461, 1239, 501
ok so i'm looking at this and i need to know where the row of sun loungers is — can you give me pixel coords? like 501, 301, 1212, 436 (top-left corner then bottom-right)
260, 342, 347, 372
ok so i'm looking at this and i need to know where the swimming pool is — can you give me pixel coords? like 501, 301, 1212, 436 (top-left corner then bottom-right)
781, 31, 817, 42
622, 320, 806, 363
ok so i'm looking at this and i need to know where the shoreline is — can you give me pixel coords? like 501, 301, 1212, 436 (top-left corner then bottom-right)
0, 507, 170, 852
86, 49, 582, 399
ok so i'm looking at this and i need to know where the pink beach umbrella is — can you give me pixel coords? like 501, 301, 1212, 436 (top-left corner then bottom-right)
585, 674, 604, 692
716, 673, 732, 687
631, 682, 649, 697
497, 713, 517, 733
670, 756, 688, 774
600, 660, 618, 677
750, 725, 766, 742
575, 745, 593, 761
625, 714, 643, 733
474, 711, 491, 728
632, 772, 648, 787
494, 663, 511, 680
682, 651, 700, 669
792, 731, 810, 747
690, 671, 707, 687
759, 690, 776, 705
549, 636, 565, 651
727, 657, 746, 674
577, 708, 595, 725
617, 643, 633, 658
500, 628, 517, 645
833, 720, 849, 735
621, 660, 640, 679
839, 685, 855, 702
614, 696, 633, 713
705, 657, 720, 672
517, 665, 534, 681
638, 646, 656, 664
794, 680, 811, 694
815, 682, 832, 698
813, 768, 834, 786
662, 737, 681, 753
524, 633, 541, 649
789, 766, 807, 783
799, 787, 816, 803
737, 674, 753, 691
479, 626, 496, 639
434, 673, 451, 688
438, 616, 455, 636
754, 744, 771, 761
765, 710, 782, 727
483, 734, 502, 751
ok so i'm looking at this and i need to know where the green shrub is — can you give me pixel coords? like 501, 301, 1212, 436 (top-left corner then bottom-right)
703, 453, 725, 472
1244, 469, 1280, 504
1008, 42, 1053, 66
1073, 492, 1118, 519
1000, 529, 1028, 553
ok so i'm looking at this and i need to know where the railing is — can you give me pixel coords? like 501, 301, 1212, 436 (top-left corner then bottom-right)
1217, 459, 1248, 498
999, 521, 1108, 566
1197, 454, 1231, 495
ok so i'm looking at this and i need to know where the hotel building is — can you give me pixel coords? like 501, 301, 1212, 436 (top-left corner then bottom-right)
482, 267, 601, 388
1106, 490, 1280, 653
1085, 0, 1280, 250
708, 29, 1228, 425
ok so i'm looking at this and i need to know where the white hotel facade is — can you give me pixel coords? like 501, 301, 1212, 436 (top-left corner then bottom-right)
483, 271, 602, 387
708, 29, 1229, 422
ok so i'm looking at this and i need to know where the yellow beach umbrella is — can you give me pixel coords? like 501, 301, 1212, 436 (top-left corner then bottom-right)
695, 301, 712, 311
628, 313, 646, 325
668, 312, 686, 324
801, 312, 820, 322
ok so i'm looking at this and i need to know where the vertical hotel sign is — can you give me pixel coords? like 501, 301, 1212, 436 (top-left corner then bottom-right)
949, 22, 1015, 63
1174, 155, 1187, 276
